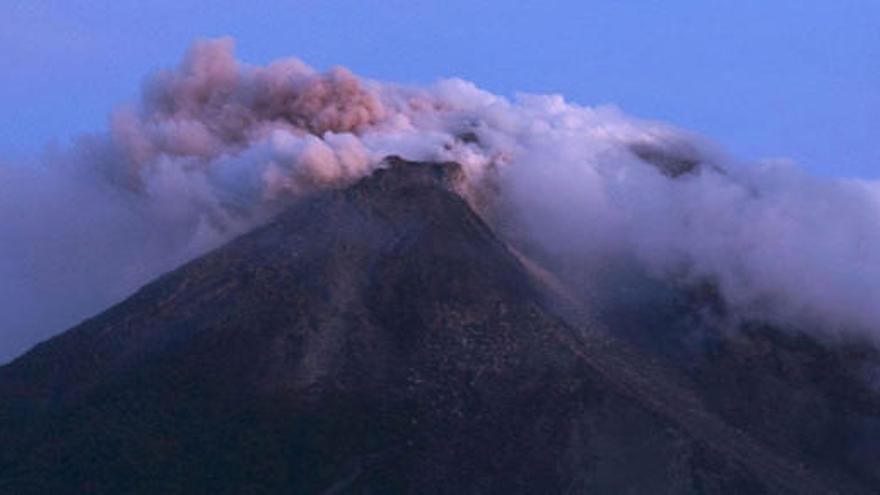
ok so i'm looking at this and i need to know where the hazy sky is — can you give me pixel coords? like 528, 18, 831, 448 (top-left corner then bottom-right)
1, 0, 878, 177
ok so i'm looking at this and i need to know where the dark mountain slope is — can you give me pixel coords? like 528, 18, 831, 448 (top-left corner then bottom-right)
0, 158, 865, 494
589, 278, 880, 489
522, 251, 880, 491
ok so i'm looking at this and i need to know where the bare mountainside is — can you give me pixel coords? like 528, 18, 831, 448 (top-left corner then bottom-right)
0, 158, 875, 494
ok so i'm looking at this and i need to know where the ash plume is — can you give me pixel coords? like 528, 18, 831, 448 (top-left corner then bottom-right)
2, 37, 879, 361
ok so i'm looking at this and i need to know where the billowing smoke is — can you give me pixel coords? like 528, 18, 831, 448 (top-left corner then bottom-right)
2, 37, 879, 362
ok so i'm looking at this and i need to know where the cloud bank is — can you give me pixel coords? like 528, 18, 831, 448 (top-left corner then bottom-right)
2, 38, 879, 362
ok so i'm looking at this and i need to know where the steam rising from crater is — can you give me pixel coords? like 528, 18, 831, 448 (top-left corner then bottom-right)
2, 38, 879, 361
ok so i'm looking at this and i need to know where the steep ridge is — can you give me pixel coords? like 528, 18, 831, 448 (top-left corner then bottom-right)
580, 278, 880, 489
0, 158, 865, 493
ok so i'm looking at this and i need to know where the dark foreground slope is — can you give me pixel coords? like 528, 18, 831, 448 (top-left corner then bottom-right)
0, 158, 867, 493
586, 277, 880, 490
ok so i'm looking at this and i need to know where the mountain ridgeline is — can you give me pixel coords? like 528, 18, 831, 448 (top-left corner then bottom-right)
0, 157, 877, 494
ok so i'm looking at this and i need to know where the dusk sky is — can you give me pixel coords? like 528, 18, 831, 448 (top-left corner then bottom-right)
2, 0, 878, 178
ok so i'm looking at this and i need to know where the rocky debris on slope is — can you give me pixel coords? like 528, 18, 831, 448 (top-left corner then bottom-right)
0, 157, 871, 494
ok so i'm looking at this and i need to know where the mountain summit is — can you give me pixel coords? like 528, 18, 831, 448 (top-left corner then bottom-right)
0, 158, 873, 494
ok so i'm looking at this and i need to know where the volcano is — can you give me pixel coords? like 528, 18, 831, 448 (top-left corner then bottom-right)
0, 157, 876, 494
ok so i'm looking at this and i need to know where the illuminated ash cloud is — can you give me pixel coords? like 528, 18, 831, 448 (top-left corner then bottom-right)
1, 37, 879, 362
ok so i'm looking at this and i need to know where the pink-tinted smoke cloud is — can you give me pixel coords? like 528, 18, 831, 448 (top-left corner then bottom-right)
1, 38, 879, 362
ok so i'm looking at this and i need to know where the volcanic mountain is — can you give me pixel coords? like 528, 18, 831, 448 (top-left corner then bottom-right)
0, 157, 876, 494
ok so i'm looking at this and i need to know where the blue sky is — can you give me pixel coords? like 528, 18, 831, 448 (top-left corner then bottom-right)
2, 0, 878, 177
